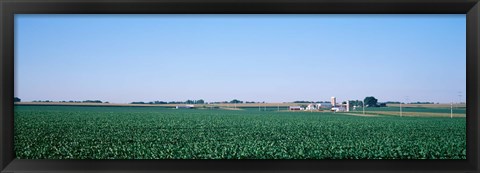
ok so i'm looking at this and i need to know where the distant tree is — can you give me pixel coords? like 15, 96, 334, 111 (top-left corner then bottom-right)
293, 101, 315, 103
131, 102, 146, 104
342, 101, 347, 104
411, 102, 434, 104
364, 96, 378, 107
13, 97, 21, 102
230, 99, 243, 104
83, 100, 102, 103
185, 100, 195, 104
348, 100, 363, 107
196, 99, 205, 104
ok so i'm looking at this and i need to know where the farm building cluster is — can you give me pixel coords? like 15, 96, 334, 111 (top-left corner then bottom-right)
175, 96, 354, 112
289, 97, 351, 112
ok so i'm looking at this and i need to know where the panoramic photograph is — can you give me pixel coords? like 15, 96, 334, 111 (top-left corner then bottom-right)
14, 14, 466, 159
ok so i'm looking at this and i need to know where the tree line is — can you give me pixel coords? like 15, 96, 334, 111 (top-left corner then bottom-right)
293, 101, 332, 103
31, 100, 106, 103
348, 97, 383, 107
130, 99, 268, 104
14, 96, 436, 106
131, 99, 206, 104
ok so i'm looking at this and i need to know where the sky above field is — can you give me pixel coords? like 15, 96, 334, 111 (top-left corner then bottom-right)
15, 14, 466, 104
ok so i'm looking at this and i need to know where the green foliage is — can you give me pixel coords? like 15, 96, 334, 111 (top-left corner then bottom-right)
82, 100, 103, 103
14, 106, 466, 159
385, 101, 401, 104
348, 100, 363, 107
364, 106, 466, 114
410, 102, 435, 104
364, 96, 378, 107
132, 100, 205, 104
14, 97, 21, 102
230, 99, 243, 104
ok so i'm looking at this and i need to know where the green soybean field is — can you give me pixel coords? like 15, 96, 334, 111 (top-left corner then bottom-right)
14, 105, 466, 159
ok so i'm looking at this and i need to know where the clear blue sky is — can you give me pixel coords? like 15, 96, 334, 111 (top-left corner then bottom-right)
14, 14, 466, 104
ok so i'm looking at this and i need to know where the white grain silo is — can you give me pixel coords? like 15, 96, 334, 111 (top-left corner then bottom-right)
346, 100, 350, 112
331, 97, 336, 107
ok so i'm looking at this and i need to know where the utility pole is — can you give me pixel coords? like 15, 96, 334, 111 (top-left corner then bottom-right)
451, 102, 453, 118
458, 91, 462, 109
362, 101, 365, 115
401, 96, 408, 117
400, 102, 402, 117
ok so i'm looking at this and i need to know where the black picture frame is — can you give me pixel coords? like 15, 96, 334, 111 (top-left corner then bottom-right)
1, 0, 479, 172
